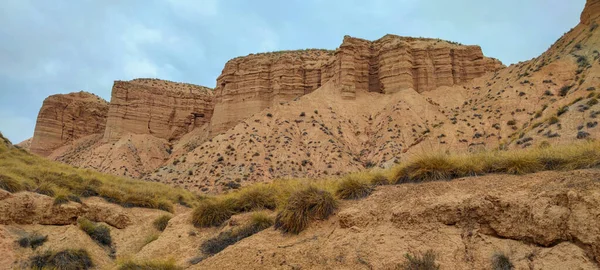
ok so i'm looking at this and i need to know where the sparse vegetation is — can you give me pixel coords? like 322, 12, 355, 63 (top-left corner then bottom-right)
274, 186, 337, 234
191, 199, 236, 227
370, 173, 389, 186
118, 259, 181, 270
549, 116, 560, 125
557, 105, 569, 116
491, 252, 514, 270
153, 215, 172, 231
78, 218, 112, 246
0, 137, 196, 211
393, 141, 600, 183
559, 85, 573, 96
201, 212, 273, 255
30, 249, 93, 270
18, 232, 48, 249
336, 176, 373, 200
396, 250, 440, 270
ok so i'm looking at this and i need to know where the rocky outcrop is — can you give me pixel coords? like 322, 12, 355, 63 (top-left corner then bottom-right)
30, 92, 108, 156
581, 0, 600, 25
324, 35, 504, 98
103, 79, 214, 142
211, 50, 334, 135
210, 36, 503, 134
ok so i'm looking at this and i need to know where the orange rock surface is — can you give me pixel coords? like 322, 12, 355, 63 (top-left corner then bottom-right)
29, 92, 108, 156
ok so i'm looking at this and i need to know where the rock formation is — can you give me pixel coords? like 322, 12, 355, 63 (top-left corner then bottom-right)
30, 92, 108, 156
324, 35, 504, 98
581, 0, 600, 25
210, 36, 503, 135
103, 79, 214, 142
210, 50, 334, 135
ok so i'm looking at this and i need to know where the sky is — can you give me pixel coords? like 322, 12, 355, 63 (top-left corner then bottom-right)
0, 0, 586, 143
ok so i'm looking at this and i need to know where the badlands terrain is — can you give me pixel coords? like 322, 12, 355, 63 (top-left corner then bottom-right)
1, 0, 600, 269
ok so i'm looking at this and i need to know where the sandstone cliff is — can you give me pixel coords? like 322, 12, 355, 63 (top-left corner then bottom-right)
211, 50, 334, 135
211, 37, 503, 135
324, 35, 504, 98
103, 79, 214, 142
29, 92, 108, 156
581, 0, 600, 25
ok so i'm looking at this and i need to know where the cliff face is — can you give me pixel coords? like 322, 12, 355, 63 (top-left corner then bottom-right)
210, 36, 503, 134
581, 0, 600, 25
210, 50, 334, 135
30, 92, 108, 156
103, 79, 214, 142
325, 35, 504, 98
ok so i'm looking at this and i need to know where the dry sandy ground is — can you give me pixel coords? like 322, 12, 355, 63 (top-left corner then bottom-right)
3, 169, 600, 269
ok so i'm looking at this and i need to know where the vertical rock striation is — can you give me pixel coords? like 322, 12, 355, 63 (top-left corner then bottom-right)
103, 79, 214, 142
30, 92, 109, 156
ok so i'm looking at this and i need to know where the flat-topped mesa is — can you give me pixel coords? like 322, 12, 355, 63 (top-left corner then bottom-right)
328, 35, 504, 98
30, 91, 108, 156
209, 35, 502, 134
582, 0, 600, 25
210, 49, 334, 135
103, 78, 214, 142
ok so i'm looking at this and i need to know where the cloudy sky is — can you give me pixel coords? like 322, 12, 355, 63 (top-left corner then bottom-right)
0, 0, 586, 143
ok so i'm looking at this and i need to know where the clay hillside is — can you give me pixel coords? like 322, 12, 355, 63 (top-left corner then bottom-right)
23, 2, 600, 194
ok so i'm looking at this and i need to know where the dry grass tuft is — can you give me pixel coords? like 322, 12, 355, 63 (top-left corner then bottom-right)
30, 249, 93, 270
233, 185, 278, 211
153, 215, 172, 231
201, 212, 274, 255
392, 141, 600, 184
191, 199, 236, 227
336, 176, 373, 200
396, 250, 440, 270
78, 218, 112, 246
118, 259, 181, 270
274, 186, 337, 234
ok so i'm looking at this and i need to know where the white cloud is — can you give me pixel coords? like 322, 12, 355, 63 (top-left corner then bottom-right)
166, 0, 219, 19
123, 57, 159, 78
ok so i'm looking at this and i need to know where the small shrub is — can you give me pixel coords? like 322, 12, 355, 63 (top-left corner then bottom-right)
299, 112, 306, 117
507, 120, 516, 126
153, 215, 172, 231
30, 249, 93, 270
397, 250, 440, 270
118, 260, 181, 270
559, 85, 573, 97
557, 106, 569, 116
548, 116, 560, 125
588, 98, 599, 106
78, 218, 112, 246
335, 176, 373, 200
266, 113, 273, 118
0, 174, 22, 193
274, 187, 337, 234
191, 199, 236, 227
18, 233, 48, 249
491, 252, 514, 270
